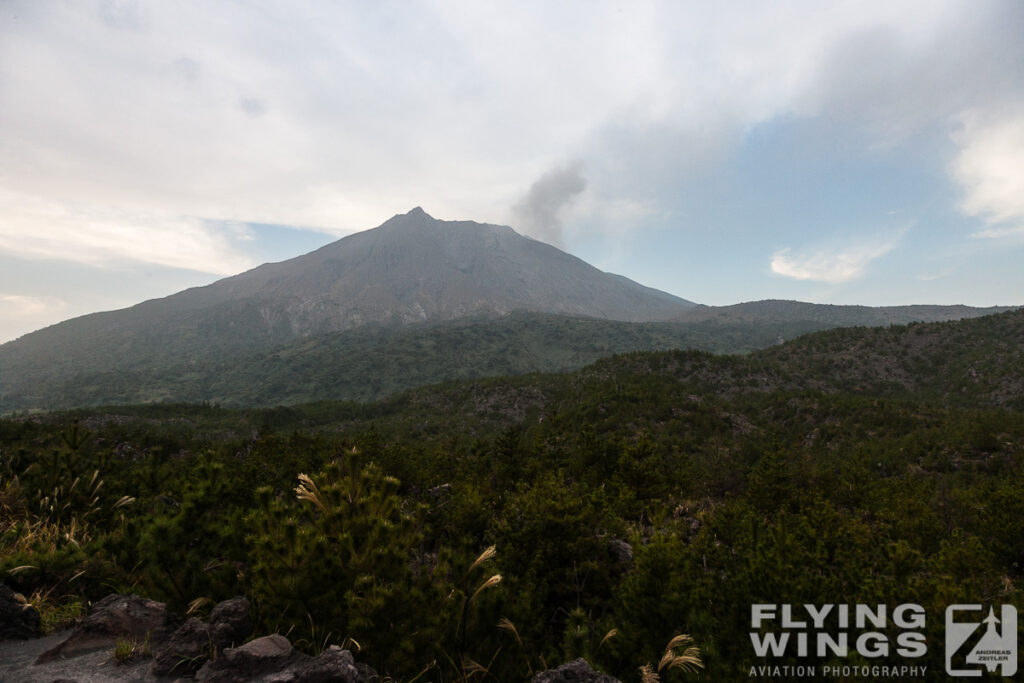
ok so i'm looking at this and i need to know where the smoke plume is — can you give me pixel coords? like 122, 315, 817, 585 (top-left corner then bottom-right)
513, 162, 587, 246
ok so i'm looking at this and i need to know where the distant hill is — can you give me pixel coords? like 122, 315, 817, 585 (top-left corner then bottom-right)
379, 308, 1024, 438
35, 308, 1024, 440
676, 299, 1014, 326
580, 307, 1024, 411
0, 312, 829, 410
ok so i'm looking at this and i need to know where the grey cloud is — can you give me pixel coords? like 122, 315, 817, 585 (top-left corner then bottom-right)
173, 57, 200, 82
238, 96, 268, 117
800, 5, 1024, 143
97, 0, 144, 31
513, 162, 587, 247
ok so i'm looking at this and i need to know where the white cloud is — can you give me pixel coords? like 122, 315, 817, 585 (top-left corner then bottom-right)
771, 236, 900, 283
0, 294, 68, 341
0, 294, 65, 317
950, 105, 1024, 238
0, 0, 1021, 303
0, 1, 1000, 241
0, 188, 256, 274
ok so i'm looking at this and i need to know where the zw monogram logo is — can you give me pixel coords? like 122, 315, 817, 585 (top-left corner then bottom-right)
946, 605, 1018, 677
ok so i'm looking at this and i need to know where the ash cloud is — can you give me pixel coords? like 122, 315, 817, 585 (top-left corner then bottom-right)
514, 162, 587, 247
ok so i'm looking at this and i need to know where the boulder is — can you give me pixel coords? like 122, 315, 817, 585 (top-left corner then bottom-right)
195, 634, 300, 682
196, 634, 375, 683
151, 595, 253, 676
263, 645, 365, 682
0, 583, 41, 640
532, 658, 621, 683
36, 593, 178, 663
150, 617, 212, 677
208, 596, 252, 648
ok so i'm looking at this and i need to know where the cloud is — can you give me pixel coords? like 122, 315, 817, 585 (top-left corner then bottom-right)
97, 0, 145, 31
0, 1, 979, 241
771, 236, 900, 283
0, 0, 1021, 283
0, 294, 68, 341
0, 188, 257, 274
238, 96, 267, 117
512, 162, 587, 246
950, 105, 1024, 238
0, 294, 66, 317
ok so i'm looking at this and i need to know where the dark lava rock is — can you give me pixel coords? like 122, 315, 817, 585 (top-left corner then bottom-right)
208, 596, 252, 648
151, 596, 253, 677
196, 634, 374, 683
0, 583, 41, 640
150, 616, 211, 677
532, 658, 621, 683
264, 645, 365, 682
195, 634, 299, 682
36, 593, 178, 664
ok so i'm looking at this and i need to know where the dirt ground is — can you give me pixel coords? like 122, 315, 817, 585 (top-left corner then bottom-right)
0, 631, 165, 682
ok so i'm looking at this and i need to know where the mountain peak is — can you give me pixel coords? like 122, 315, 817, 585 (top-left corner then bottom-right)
380, 206, 437, 231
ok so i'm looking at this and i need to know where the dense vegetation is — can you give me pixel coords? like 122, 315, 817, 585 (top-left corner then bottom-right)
2, 310, 1023, 680
1, 304, 1014, 413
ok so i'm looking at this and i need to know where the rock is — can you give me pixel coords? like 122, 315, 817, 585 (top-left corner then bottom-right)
263, 645, 365, 682
151, 595, 252, 676
196, 634, 300, 682
151, 617, 212, 677
36, 593, 178, 663
208, 596, 252, 648
196, 635, 374, 683
532, 658, 621, 683
0, 583, 41, 640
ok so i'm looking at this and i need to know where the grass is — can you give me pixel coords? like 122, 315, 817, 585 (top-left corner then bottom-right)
30, 590, 85, 635
113, 633, 152, 664
639, 634, 704, 681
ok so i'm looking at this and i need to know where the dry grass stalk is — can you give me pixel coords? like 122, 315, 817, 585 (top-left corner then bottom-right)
470, 574, 502, 602
639, 663, 660, 683
294, 473, 327, 513
467, 545, 496, 575
658, 633, 703, 674
462, 657, 488, 676
497, 617, 522, 646
187, 597, 212, 615
600, 628, 618, 649
113, 495, 135, 509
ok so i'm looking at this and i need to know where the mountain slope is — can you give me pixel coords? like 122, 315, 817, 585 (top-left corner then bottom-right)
1, 208, 1017, 413
192, 206, 695, 328
0, 209, 696, 411
375, 308, 1024, 438
0, 312, 806, 410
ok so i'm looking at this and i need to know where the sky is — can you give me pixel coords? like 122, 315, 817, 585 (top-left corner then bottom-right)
1, 1, 1023, 343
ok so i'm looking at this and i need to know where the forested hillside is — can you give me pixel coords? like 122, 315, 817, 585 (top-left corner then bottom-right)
2, 311, 1022, 680
3, 303, 1015, 413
